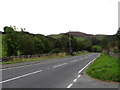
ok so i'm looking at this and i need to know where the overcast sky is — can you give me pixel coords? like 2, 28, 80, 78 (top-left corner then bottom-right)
0, 0, 119, 35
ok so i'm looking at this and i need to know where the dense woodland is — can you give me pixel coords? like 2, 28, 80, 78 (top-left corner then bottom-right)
1, 26, 120, 57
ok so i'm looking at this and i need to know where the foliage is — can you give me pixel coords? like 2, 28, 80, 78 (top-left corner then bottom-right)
91, 45, 102, 52
91, 37, 100, 45
2, 26, 119, 57
3, 27, 20, 56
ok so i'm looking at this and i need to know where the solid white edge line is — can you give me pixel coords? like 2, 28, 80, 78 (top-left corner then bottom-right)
78, 53, 100, 74
67, 84, 73, 88
78, 75, 81, 78
0, 70, 42, 84
67, 53, 100, 88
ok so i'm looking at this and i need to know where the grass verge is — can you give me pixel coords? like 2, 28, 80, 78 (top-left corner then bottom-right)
1, 52, 89, 65
86, 53, 120, 82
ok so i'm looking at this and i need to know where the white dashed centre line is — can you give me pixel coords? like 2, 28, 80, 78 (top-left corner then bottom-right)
0, 70, 43, 84
53, 63, 67, 68
67, 54, 100, 88
1, 61, 50, 71
71, 60, 78, 62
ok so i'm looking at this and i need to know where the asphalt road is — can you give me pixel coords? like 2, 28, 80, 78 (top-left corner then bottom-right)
0, 53, 118, 88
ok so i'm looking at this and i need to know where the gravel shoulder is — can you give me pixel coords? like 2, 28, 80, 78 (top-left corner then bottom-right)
71, 68, 119, 88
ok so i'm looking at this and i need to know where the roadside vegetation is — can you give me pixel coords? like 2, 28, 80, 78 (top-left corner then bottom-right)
1, 51, 89, 64
86, 54, 120, 82
0, 26, 119, 66
1, 26, 94, 57
1, 53, 68, 64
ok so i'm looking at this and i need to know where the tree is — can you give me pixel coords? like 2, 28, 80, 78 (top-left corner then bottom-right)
19, 34, 35, 55
91, 45, 102, 52
91, 37, 100, 45
34, 36, 45, 54
71, 37, 78, 52
83, 40, 92, 51
3, 26, 19, 56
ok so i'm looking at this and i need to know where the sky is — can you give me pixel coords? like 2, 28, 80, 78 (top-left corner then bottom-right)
0, 0, 119, 35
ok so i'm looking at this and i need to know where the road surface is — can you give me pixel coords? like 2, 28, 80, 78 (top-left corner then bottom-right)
0, 53, 118, 88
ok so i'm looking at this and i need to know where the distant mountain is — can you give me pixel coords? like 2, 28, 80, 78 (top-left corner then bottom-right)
66, 31, 94, 38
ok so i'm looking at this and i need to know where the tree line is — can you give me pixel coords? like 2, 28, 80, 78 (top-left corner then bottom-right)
2, 26, 120, 57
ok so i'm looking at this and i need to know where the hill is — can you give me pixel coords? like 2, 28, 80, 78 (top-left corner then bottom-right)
66, 31, 94, 38
48, 31, 107, 41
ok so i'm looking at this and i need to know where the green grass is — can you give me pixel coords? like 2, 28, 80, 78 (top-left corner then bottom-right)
75, 36, 86, 41
1, 52, 89, 65
86, 53, 120, 82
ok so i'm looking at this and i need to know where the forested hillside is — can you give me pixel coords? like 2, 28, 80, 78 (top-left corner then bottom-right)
1, 26, 119, 57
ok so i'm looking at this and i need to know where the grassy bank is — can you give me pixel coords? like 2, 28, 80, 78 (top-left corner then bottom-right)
86, 53, 120, 82
1, 51, 89, 65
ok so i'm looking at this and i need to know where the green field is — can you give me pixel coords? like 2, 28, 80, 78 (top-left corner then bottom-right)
86, 54, 120, 82
74, 36, 86, 41
49, 34, 63, 39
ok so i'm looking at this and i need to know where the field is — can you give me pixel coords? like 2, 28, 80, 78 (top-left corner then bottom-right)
86, 54, 120, 82
49, 34, 63, 39
74, 36, 86, 41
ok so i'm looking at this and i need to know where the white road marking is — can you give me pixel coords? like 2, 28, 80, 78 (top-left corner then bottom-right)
73, 79, 77, 82
53, 63, 67, 68
0, 68, 13, 71
78, 75, 81, 78
1, 53, 91, 71
0, 70, 42, 84
78, 54, 100, 73
71, 60, 78, 62
1, 61, 50, 71
67, 54, 100, 88
67, 84, 73, 88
